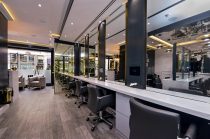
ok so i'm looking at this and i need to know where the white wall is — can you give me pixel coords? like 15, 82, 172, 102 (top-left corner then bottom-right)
155, 49, 172, 79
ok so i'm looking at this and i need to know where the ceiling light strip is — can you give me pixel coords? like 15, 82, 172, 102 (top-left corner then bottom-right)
149, 35, 173, 47
177, 40, 204, 46
0, 1, 15, 20
8, 39, 50, 47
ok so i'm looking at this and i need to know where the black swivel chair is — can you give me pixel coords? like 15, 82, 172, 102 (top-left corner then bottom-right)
86, 84, 114, 131
74, 80, 88, 108
65, 78, 76, 98
129, 98, 197, 139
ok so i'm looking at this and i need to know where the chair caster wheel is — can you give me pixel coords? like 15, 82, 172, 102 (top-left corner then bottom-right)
91, 126, 95, 131
86, 118, 89, 121
109, 125, 113, 129
75, 102, 77, 104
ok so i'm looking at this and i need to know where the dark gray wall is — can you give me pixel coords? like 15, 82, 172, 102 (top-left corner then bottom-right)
98, 21, 106, 81
85, 35, 89, 77
119, 45, 125, 80
147, 50, 155, 75
74, 43, 81, 76
0, 12, 8, 88
125, 0, 147, 89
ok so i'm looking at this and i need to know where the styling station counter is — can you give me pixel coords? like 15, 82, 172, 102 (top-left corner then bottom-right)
62, 73, 210, 138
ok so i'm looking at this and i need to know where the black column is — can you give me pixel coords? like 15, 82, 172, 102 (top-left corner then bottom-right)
172, 43, 177, 80
119, 45, 125, 81
125, 0, 147, 89
0, 12, 8, 88
85, 34, 89, 77
62, 56, 65, 73
74, 43, 81, 76
98, 20, 106, 81
51, 48, 54, 85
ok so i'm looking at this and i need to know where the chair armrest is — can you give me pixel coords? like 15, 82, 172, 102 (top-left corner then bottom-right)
39, 77, 46, 87
184, 124, 197, 139
98, 94, 114, 110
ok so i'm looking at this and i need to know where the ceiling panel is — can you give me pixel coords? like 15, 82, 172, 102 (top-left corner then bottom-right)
4, 0, 68, 45
60, 0, 113, 42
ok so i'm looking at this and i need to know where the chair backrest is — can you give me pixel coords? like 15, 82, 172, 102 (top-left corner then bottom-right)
87, 84, 100, 113
129, 98, 180, 139
75, 80, 81, 96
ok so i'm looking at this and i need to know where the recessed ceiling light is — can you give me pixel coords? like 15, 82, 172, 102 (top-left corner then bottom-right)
71, 22, 74, 25
38, 4, 42, 7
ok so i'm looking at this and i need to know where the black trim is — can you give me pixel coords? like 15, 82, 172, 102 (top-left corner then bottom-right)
54, 39, 95, 49
75, 0, 116, 42
8, 43, 53, 52
59, 0, 74, 36
148, 0, 186, 19
149, 10, 210, 35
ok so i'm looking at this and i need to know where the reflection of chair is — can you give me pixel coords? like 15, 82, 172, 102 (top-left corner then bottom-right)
74, 80, 88, 108
86, 84, 114, 131
169, 88, 204, 96
19, 76, 25, 90
129, 98, 197, 139
28, 76, 46, 89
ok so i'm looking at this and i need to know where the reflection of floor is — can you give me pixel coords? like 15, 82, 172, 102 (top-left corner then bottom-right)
0, 87, 124, 139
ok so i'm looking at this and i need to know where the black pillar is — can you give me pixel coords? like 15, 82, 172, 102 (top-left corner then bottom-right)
172, 43, 177, 80
51, 48, 54, 85
119, 45, 125, 81
0, 12, 8, 88
62, 56, 65, 73
125, 0, 147, 89
98, 20, 106, 81
85, 34, 89, 77
74, 43, 81, 76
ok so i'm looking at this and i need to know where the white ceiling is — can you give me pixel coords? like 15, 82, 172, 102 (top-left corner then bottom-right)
60, 0, 210, 50
3, 0, 69, 46
3, 0, 210, 54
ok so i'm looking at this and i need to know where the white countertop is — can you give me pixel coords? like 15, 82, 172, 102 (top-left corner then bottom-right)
64, 73, 210, 120
163, 76, 204, 83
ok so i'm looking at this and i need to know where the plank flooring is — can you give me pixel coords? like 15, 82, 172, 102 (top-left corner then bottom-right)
0, 87, 124, 139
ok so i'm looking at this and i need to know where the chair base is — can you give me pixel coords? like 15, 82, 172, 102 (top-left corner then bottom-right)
86, 111, 113, 131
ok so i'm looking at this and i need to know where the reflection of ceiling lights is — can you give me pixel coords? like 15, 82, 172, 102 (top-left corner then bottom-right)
177, 40, 203, 46
71, 22, 74, 25
149, 36, 173, 47
50, 33, 60, 38
38, 4, 42, 7
148, 22, 150, 25
147, 45, 157, 50
118, 41, 125, 45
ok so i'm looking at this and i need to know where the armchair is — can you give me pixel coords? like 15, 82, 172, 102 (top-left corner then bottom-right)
28, 76, 46, 89
19, 76, 25, 90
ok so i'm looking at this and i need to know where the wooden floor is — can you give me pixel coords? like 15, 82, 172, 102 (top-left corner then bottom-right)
0, 87, 124, 139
